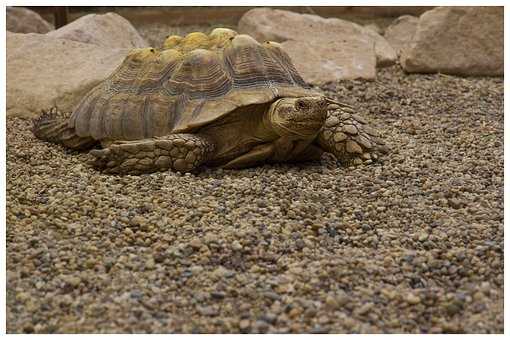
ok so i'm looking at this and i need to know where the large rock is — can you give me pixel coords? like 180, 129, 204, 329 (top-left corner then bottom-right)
384, 15, 419, 56
238, 8, 397, 83
46, 12, 148, 49
6, 7, 54, 34
401, 7, 503, 76
364, 23, 384, 36
7, 32, 129, 118
362, 27, 396, 67
279, 39, 376, 84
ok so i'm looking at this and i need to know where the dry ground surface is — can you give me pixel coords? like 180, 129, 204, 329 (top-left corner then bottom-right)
6, 64, 503, 333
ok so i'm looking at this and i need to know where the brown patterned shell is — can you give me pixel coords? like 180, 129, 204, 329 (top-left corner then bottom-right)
69, 28, 320, 141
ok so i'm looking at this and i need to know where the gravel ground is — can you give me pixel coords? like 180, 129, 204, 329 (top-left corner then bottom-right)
6, 65, 503, 333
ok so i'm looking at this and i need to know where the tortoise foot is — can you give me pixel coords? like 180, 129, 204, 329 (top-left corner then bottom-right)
318, 103, 389, 165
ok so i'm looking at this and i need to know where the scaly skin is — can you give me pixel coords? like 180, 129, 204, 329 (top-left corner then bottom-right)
317, 103, 389, 165
90, 134, 215, 175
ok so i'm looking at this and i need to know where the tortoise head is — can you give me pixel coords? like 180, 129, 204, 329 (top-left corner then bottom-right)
266, 96, 328, 138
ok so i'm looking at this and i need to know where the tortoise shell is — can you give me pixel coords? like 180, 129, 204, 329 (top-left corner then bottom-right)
69, 28, 320, 141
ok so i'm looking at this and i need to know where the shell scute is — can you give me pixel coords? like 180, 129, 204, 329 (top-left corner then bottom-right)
164, 48, 232, 100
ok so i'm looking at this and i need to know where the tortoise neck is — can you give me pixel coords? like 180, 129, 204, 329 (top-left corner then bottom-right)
255, 102, 280, 141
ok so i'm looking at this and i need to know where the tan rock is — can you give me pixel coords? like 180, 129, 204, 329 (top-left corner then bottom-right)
279, 39, 376, 84
7, 7, 54, 34
47, 12, 148, 49
362, 26, 397, 67
401, 7, 503, 76
238, 8, 397, 83
384, 15, 419, 55
364, 23, 384, 35
7, 32, 129, 118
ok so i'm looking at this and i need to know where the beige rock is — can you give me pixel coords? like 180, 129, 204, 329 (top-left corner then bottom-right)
401, 7, 503, 76
362, 26, 397, 67
238, 8, 397, 83
7, 7, 54, 34
384, 15, 419, 55
47, 12, 148, 49
364, 23, 384, 36
7, 32, 129, 118
279, 39, 376, 84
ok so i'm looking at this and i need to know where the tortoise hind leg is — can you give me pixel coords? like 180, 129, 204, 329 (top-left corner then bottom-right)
91, 134, 215, 174
32, 107, 97, 150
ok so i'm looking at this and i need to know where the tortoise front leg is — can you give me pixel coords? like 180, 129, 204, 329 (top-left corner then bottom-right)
222, 143, 275, 169
90, 134, 215, 174
289, 144, 325, 163
317, 103, 388, 164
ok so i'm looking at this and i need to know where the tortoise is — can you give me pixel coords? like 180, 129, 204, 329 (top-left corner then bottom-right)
33, 28, 387, 174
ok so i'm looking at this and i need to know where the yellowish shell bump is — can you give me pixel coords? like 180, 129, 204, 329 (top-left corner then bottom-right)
179, 32, 210, 53
229, 34, 259, 48
127, 47, 159, 62
159, 48, 183, 63
163, 35, 183, 49
164, 28, 239, 51
209, 27, 238, 48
